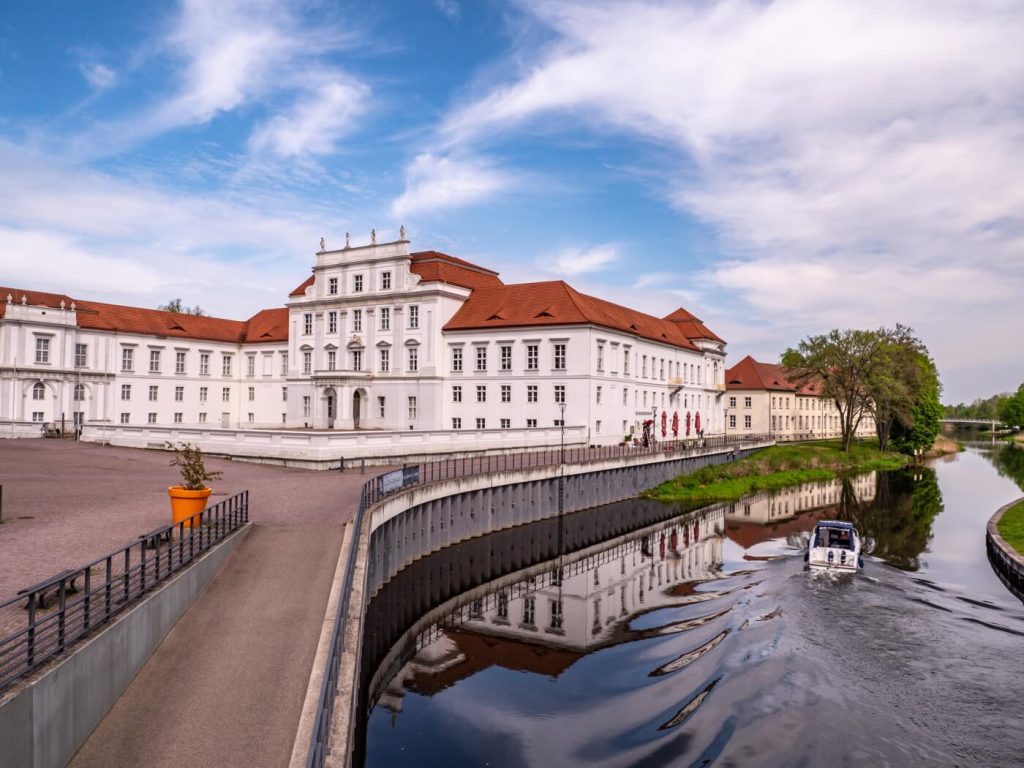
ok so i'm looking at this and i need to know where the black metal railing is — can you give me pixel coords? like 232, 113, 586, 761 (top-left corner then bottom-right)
305, 433, 772, 768
0, 491, 249, 690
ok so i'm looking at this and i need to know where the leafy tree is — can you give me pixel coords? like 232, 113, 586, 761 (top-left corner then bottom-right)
864, 326, 928, 452
998, 384, 1024, 430
782, 328, 891, 452
890, 356, 943, 455
158, 298, 206, 316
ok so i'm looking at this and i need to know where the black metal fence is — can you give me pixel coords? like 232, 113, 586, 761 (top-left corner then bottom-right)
305, 433, 772, 768
0, 491, 249, 690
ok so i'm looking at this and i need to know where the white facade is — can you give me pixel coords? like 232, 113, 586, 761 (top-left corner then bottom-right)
1, 238, 728, 445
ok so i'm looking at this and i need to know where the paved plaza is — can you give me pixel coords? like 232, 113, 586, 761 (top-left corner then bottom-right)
0, 438, 380, 768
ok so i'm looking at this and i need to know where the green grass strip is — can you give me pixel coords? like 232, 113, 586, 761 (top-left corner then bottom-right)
644, 439, 909, 503
997, 499, 1024, 556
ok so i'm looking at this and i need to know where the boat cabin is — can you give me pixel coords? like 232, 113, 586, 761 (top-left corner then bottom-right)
814, 521, 855, 550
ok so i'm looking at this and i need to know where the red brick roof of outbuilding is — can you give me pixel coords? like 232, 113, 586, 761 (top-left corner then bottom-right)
444, 280, 708, 351
725, 355, 797, 391
0, 285, 286, 345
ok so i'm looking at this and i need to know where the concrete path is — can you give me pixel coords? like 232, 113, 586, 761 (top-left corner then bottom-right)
69, 523, 344, 768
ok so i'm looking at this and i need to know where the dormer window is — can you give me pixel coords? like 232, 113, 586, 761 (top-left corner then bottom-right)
353, 274, 363, 293
381, 271, 392, 290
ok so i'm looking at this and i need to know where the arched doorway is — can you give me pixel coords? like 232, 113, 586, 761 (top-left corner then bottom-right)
353, 389, 364, 430
325, 387, 337, 429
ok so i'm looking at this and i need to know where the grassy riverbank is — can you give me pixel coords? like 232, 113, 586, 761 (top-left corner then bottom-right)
645, 440, 909, 502
997, 499, 1024, 555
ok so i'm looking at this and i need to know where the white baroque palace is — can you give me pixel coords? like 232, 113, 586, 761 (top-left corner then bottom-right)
0, 236, 727, 444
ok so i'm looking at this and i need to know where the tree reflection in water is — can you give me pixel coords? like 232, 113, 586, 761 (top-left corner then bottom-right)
837, 467, 944, 571
987, 442, 1024, 492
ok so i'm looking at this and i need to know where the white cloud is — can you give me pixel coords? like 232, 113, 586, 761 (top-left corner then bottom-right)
541, 244, 619, 276
391, 153, 520, 218
79, 62, 117, 90
435, 0, 460, 20
436, 0, 1024, 399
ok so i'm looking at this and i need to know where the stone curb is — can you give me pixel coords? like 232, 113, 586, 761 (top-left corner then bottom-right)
986, 497, 1024, 597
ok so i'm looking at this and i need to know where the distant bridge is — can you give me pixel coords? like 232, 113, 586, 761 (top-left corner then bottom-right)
940, 418, 1000, 428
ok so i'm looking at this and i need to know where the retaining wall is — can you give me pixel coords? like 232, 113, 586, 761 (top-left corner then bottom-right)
986, 497, 1024, 602
0, 525, 250, 768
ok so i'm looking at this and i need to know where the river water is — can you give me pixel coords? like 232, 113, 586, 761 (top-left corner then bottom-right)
360, 443, 1024, 767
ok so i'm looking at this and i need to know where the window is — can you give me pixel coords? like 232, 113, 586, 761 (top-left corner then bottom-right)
596, 385, 602, 404
303, 396, 311, 417
120, 413, 130, 424
476, 346, 487, 372
642, 355, 648, 378
407, 396, 417, 419
550, 599, 563, 630
377, 396, 385, 418
174, 412, 183, 424
526, 418, 537, 428
659, 359, 665, 380
200, 386, 208, 402
624, 350, 630, 375
597, 345, 604, 371
498, 592, 509, 620
148, 349, 161, 373
282, 386, 288, 402
553, 343, 566, 370
222, 355, 232, 377
554, 384, 565, 403
452, 417, 462, 430
248, 386, 255, 402
452, 386, 462, 403
148, 385, 158, 402
500, 418, 511, 429
623, 388, 628, 405
353, 274, 363, 292
526, 345, 538, 370
222, 387, 230, 402
148, 413, 157, 424
476, 385, 486, 403
730, 396, 736, 408
199, 353, 209, 375
247, 412, 254, 423
175, 351, 186, 374
122, 348, 134, 372
328, 312, 337, 334
75, 343, 88, 368
352, 350, 362, 370
73, 383, 85, 401
31, 411, 44, 422
500, 345, 512, 371
328, 277, 338, 295
35, 337, 50, 364
744, 397, 752, 408
452, 347, 463, 372
247, 355, 256, 377
501, 384, 511, 403
303, 351, 312, 374
379, 348, 390, 372
327, 350, 336, 371
352, 309, 362, 332
303, 313, 313, 335
554, 419, 564, 427
33, 382, 45, 400
527, 385, 538, 403
523, 596, 535, 625
744, 415, 752, 429
408, 347, 418, 372
281, 353, 288, 375
175, 386, 184, 402
729, 414, 737, 429
380, 307, 390, 331
476, 418, 486, 429
408, 305, 419, 329
381, 271, 391, 290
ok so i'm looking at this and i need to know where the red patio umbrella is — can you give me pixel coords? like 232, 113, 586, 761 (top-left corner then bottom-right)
685, 411, 691, 436
695, 411, 702, 433
661, 411, 667, 437
671, 411, 679, 437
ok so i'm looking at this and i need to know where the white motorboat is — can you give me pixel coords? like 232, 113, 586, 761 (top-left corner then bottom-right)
806, 520, 863, 572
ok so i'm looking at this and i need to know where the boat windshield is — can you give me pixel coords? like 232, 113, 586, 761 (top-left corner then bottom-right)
816, 526, 854, 550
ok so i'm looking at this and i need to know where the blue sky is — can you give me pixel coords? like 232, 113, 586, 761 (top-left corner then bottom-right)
1, 0, 1022, 402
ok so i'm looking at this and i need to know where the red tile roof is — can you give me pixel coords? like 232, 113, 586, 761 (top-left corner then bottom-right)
663, 307, 724, 343
444, 281, 715, 351
410, 250, 503, 290
0, 286, 285, 345
725, 355, 821, 394
289, 274, 315, 297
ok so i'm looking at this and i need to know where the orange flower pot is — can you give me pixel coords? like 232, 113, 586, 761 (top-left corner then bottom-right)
168, 486, 212, 528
